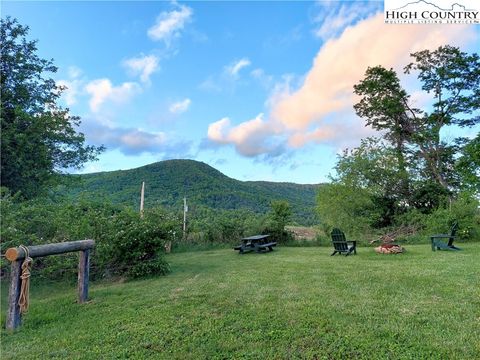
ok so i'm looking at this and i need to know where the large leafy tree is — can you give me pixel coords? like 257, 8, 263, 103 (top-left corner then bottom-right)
354, 45, 480, 196
1, 17, 103, 198
353, 66, 414, 198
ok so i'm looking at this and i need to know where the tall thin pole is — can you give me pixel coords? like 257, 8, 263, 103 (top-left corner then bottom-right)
140, 182, 145, 218
183, 197, 187, 238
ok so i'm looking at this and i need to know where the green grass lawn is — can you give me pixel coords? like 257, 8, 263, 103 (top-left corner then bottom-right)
2, 244, 480, 359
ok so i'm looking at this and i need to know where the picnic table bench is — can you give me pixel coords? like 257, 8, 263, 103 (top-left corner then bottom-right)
234, 235, 276, 254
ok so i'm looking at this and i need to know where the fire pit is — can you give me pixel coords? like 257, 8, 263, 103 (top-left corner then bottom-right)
375, 244, 405, 254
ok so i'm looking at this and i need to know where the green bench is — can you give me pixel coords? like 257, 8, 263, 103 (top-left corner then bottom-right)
431, 222, 461, 251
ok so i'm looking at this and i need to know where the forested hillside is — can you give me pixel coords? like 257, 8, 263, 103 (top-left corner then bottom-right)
61, 160, 321, 225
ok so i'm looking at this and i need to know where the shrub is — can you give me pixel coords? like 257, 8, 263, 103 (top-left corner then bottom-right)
391, 192, 480, 243
0, 191, 179, 279
262, 200, 294, 244
97, 208, 177, 278
425, 193, 480, 240
317, 184, 381, 238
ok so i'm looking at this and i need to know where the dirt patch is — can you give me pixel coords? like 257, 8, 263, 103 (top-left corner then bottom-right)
286, 226, 318, 240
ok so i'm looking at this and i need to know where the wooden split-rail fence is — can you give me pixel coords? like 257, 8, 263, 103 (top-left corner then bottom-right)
4, 239, 95, 330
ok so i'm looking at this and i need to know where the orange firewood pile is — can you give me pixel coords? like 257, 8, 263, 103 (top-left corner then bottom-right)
370, 225, 415, 254
375, 244, 405, 254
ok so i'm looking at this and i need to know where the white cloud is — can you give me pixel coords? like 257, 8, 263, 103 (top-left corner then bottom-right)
81, 118, 193, 157
206, 13, 477, 158
207, 117, 230, 143
119, 129, 166, 151
169, 98, 191, 114
57, 79, 80, 106
200, 58, 253, 93
90, 125, 166, 155
123, 54, 160, 83
85, 78, 141, 112
272, 13, 474, 132
57, 66, 85, 106
225, 58, 251, 77
286, 112, 377, 150
207, 113, 282, 157
148, 3, 193, 44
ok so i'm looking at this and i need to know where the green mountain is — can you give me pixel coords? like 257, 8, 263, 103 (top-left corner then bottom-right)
64, 159, 321, 225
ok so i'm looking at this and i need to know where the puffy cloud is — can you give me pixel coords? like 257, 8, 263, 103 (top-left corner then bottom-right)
58, 67, 144, 111
147, 3, 193, 44
207, 113, 282, 157
206, 13, 476, 158
85, 78, 141, 112
207, 117, 230, 142
85, 124, 165, 155
225, 58, 251, 77
57, 66, 84, 106
287, 111, 377, 149
169, 98, 191, 114
57, 79, 80, 106
120, 130, 166, 151
123, 54, 160, 83
82, 120, 193, 156
272, 13, 474, 132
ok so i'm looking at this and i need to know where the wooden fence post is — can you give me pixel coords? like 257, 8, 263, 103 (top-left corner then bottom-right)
6, 260, 23, 330
4, 240, 95, 329
77, 249, 90, 303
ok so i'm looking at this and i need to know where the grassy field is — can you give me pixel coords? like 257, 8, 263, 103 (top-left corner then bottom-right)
1, 244, 479, 359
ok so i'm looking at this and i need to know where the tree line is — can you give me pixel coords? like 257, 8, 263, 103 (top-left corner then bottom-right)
318, 46, 479, 239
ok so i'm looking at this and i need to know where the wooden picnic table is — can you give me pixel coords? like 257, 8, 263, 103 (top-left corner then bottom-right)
234, 235, 276, 254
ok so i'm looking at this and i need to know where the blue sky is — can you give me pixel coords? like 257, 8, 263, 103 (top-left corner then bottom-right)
3, 1, 479, 184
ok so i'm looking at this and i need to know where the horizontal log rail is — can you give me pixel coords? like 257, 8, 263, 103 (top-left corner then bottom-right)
5, 239, 95, 261
4, 240, 95, 331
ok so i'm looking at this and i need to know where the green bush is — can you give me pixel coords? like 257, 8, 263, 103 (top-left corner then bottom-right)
97, 208, 177, 279
263, 200, 294, 244
0, 190, 179, 279
317, 184, 381, 238
391, 192, 480, 243
425, 193, 480, 240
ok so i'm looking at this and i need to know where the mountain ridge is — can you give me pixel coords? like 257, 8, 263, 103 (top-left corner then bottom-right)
63, 159, 322, 225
